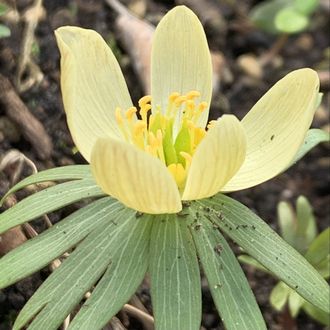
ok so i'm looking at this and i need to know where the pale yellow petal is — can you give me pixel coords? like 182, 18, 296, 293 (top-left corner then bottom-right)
91, 138, 182, 214
55, 27, 133, 162
182, 115, 246, 200
151, 6, 212, 132
222, 68, 319, 192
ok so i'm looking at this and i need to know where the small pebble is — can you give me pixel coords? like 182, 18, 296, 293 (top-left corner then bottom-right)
237, 54, 263, 80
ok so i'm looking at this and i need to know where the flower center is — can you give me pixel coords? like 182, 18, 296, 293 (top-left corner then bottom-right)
115, 91, 210, 191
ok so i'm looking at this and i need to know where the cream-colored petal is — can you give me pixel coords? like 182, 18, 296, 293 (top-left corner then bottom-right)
222, 68, 319, 192
55, 27, 133, 162
91, 138, 182, 214
151, 6, 212, 133
182, 115, 246, 200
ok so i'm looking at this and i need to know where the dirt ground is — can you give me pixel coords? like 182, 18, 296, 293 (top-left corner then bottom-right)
0, 0, 329, 329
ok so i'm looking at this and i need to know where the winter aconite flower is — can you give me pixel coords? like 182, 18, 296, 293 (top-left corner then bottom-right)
55, 6, 319, 214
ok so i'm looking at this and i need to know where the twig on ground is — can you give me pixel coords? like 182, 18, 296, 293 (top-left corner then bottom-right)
122, 303, 154, 329
16, 0, 45, 92
259, 34, 289, 67
0, 73, 52, 159
106, 0, 153, 94
129, 294, 154, 330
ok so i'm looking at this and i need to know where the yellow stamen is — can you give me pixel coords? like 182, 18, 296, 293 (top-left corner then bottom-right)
207, 120, 217, 129
125, 107, 137, 121
186, 90, 201, 100
138, 95, 152, 107
115, 91, 211, 191
169, 92, 181, 103
198, 101, 208, 112
174, 96, 187, 107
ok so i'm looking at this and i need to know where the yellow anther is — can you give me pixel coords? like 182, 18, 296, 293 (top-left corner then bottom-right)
174, 96, 187, 107
125, 107, 137, 121
207, 120, 217, 129
138, 95, 151, 108
198, 102, 208, 112
186, 90, 201, 100
115, 107, 124, 125
185, 100, 195, 112
114, 91, 209, 190
169, 92, 181, 103
140, 103, 152, 122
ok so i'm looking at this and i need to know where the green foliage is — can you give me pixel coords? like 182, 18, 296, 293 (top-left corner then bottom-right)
0, 3, 10, 38
0, 168, 329, 329
0, 3, 8, 16
0, 24, 10, 38
240, 196, 330, 325
250, 0, 320, 34
289, 128, 330, 168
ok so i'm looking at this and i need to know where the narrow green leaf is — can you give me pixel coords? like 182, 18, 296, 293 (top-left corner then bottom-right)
238, 255, 269, 273
305, 228, 330, 278
1, 165, 92, 205
14, 206, 136, 330
190, 209, 266, 330
198, 194, 330, 313
290, 129, 330, 167
294, 0, 319, 15
270, 282, 290, 311
302, 301, 330, 326
0, 197, 119, 289
68, 214, 152, 330
149, 213, 201, 330
0, 179, 104, 234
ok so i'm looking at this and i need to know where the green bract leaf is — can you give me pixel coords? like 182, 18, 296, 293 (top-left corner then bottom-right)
302, 301, 330, 326
294, 0, 319, 15
149, 213, 201, 330
190, 212, 266, 330
288, 289, 305, 316
277, 201, 297, 247
197, 194, 330, 313
249, 0, 288, 34
0, 3, 9, 15
296, 195, 317, 249
14, 207, 137, 330
0, 24, 10, 38
288, 129, 330, 168
0, 179, 104, 234
270, 282, 290, 311
275, 7, 309, 33
0, 165, 92, 205
67, 214, 152, 330
0, 197, 119, 289
305, 228, 330, 278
